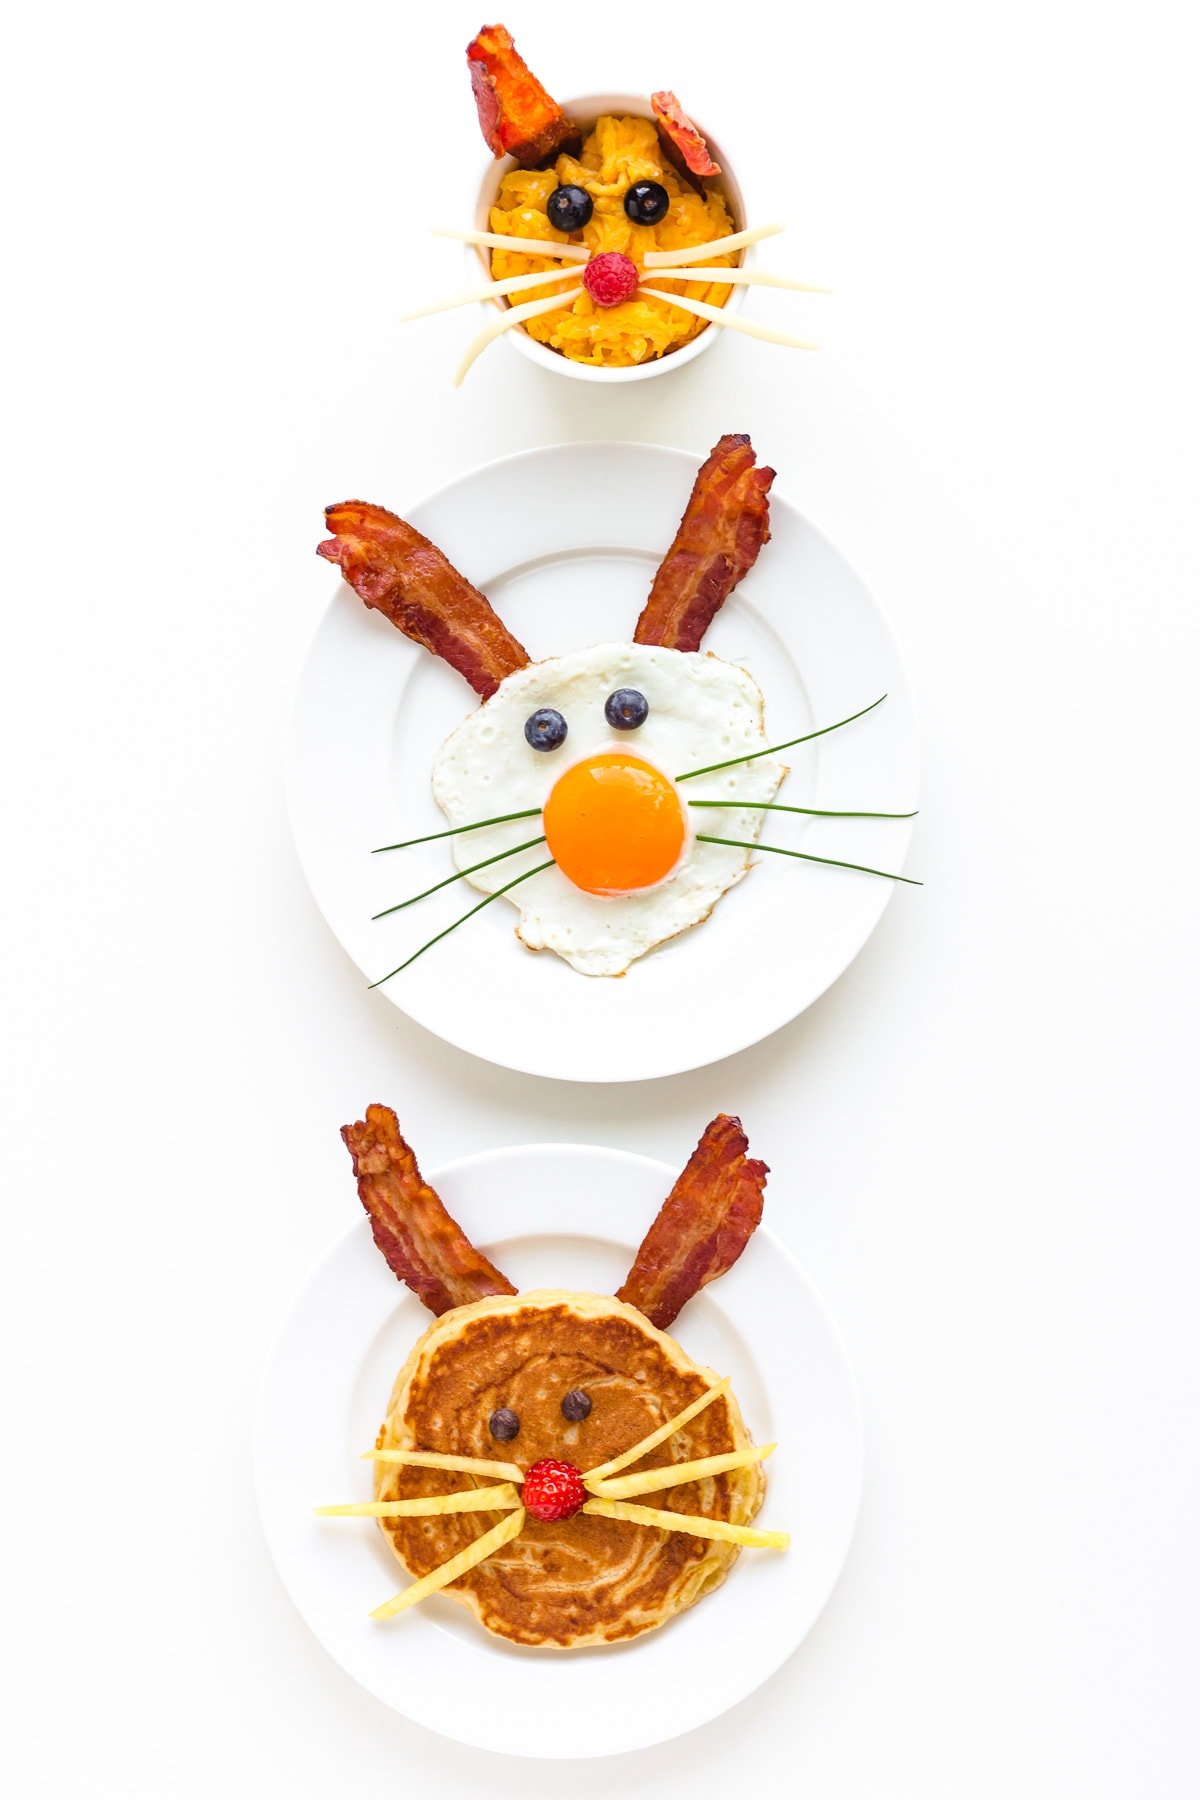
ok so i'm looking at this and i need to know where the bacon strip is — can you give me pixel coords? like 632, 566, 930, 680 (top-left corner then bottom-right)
634, 435, 774, 652
318, 501, 530, 701
616, 1115, 767, 1330
651, 90, 721, 178
342, 1105, 517, 1316
466, 25, 581, 168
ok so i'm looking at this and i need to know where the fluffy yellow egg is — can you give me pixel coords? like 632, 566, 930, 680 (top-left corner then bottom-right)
488, 115, 736, 368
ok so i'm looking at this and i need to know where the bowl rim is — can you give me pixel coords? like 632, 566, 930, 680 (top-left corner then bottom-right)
469, 92, 750, 384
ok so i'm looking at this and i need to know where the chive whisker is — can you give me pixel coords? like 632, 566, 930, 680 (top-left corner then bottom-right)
695, 834, 922, 886
372, 836, 548, 919
688, 800, 917, 820
675, 694, 888, 783
372, 808, 541, 854
369, 859, 556, 986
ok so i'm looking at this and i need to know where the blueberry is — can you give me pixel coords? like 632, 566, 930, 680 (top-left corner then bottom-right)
547, 183, 594, 232
561, 1389, 592, 1422
489, 1407, 520, 1442
624, 180, 670, 226
604, 688, 649, 730
525, 708, 568, 751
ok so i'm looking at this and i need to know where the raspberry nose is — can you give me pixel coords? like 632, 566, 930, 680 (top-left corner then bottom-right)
583, 253, 639, 309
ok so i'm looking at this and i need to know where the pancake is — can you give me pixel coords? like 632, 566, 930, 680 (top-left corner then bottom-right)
374, 1290, 766, 1648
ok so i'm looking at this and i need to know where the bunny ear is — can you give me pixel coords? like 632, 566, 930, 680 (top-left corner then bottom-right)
342, 1105, 518, 1315
466, 25, 581, 168
318, 501, 530, 700
616, 1116, 768, 1329
634, 435, 775, 652
651, 91, 721, 179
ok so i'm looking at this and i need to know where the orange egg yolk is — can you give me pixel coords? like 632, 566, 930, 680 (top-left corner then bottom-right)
542, 753, 687, 896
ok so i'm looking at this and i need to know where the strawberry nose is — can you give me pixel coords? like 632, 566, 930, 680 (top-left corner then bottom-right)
521, 1457, 587, 1522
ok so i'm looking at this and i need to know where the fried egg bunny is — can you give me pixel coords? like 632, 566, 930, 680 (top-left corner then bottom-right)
317, 434, 919, 984
404, 23, 827, 380
316, 1105, 786, 1647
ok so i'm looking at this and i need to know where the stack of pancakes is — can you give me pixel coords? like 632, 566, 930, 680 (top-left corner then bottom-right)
375, 1291, 766, 1648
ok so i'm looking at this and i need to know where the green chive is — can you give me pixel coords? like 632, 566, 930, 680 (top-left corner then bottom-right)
675, 694, 888, 783
369, 859, 556, 986
372, 807, 541, 854
688, 800, 917, 820
694, 834, 922, 886
372, 836, 548, 919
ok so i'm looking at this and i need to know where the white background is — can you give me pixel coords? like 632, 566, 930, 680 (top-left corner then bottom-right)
3, 3, 1197, 1794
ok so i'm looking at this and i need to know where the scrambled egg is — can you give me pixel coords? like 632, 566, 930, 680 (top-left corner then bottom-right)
489, 115, 735, 368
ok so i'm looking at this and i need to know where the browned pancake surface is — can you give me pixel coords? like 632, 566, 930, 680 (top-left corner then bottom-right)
375, 1292, 765, 1647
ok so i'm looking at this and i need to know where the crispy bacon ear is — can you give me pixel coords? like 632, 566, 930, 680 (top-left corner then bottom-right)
466, 24, 581, 168
652, 90, 721, 179
342, 1105, 518, 1317
318, 501, 530, 701
616, 1115, 768, 1330
634, 434, 775, 653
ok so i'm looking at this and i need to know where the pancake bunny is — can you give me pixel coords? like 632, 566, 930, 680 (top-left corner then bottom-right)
317, 1107, 784, 1647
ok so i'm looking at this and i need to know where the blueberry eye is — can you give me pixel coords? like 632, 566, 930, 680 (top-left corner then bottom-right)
561, 1389, 592, 1422
489, 1407, 520, 1442
525, 708, 568, 751
604, 688, 649, 730
547, 183, 593, 232
624, 180, 670, 225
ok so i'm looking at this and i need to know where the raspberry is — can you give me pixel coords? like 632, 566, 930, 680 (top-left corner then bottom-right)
582, 252, 639, 309
521, 1457, 587, 1522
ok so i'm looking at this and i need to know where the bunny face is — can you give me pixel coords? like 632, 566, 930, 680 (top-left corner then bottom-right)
431, 642, 784, 976
485, 113, 738, 369
370, 1290, 768, 1649
318, 1108, 786, 1648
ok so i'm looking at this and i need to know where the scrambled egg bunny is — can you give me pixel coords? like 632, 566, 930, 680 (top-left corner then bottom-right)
402, 24, 827, 380
488, 116, 737, 368
316, 435, 918, 988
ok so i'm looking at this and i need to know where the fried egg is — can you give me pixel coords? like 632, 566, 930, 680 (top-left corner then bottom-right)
430, 643, 785, 977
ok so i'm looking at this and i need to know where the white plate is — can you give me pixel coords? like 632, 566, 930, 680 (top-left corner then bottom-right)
288, 443, 919, 1081
254, 1143, 863, 1759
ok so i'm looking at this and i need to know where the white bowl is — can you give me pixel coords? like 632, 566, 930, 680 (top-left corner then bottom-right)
469, 92, 749, 383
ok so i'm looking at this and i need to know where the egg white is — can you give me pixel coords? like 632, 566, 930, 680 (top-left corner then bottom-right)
430, 643, 785, 977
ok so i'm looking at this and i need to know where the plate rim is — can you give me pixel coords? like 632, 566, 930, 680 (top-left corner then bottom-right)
288, 441, 921, 1081
253, 1139, 864, 1759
